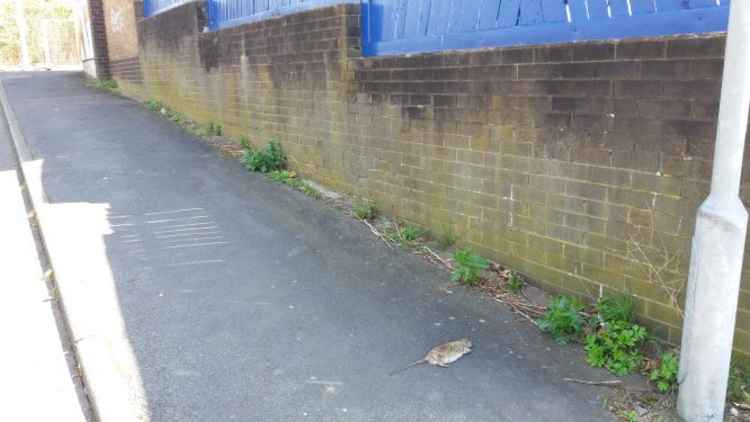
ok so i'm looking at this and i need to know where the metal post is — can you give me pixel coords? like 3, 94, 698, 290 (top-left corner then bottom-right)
677, 1, 750, 420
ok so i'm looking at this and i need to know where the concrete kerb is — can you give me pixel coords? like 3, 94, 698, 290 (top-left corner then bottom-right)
0, 80, 150, 422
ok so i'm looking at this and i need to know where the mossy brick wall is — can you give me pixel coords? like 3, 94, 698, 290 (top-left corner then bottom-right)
128, 2, 750, 358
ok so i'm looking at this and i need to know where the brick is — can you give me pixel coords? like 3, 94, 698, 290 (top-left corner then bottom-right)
614, 80, 661, 98
589, 166, 631, 187
534, 45, 574, 63
571, 43, 615, 61
662, 80, 722, 100
616, 39, 666, 60
667, 36, 725, 59
608, 187, 654, 209
637, 99, 691, 119
632, 173, 682, 196
566, 181, 607, 201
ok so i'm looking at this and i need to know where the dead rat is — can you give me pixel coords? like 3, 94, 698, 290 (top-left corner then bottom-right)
390, 338, 472, 375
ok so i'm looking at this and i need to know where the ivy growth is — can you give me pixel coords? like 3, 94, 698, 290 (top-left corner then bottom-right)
585, 320, 647, 376
649, 352, 679, 393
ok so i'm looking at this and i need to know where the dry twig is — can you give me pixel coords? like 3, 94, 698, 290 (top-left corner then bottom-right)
627, 233, 685, 317
422, 246, 453, 270
363, 219, 392, 249
564, 378, 623, 387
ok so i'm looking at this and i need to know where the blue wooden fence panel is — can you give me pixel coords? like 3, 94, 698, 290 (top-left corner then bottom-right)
362, 0, 731, 57
143, 0, 192, 17
208, 0, 356, 30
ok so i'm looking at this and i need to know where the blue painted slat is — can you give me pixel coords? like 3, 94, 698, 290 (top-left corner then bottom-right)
208, 0, 357, 30
379, 0, 396, 41
541, 0, 566, 23
587, 0, 610, 19
567, 0, 589, 24
446, 0, 478, 33
655, 0, 688, 11
690, 0, 719, 8
519, 0, 544, 26
498, 0, 522, 28
630, 0, 656, 14
427, 0, 451, 35
478, 0, 502, 29
369, 0, 387, 41
446, 0, 462, 33
362, 0, 372, 43
403, 0, 425, 37
609, 0, 630, 17
393, 0, 408, 40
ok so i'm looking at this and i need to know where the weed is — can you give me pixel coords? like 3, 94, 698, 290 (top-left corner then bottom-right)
585, 320, 647, 376
352, 198, 377, 221
399, 225, 424, 243
437, 225, 457, 250
144, 99, 163, 112
537, 295, 586, 344
169, 112, 187, 124
507, 271, 525, 294
596, 294, 636, 323
268, 170, 322, 199
622, 410, 638, 422
89, 78, 118, 92
728, 363, 750, 404
268, 170, 295, 183
649, 352, 679, 393
299, 183, 322, 199
451, 248, 489, 285
242, 139, 286, 173
206, 121, 223, 136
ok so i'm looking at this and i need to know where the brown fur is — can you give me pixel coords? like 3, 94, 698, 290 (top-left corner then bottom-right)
390, 339, 472, 375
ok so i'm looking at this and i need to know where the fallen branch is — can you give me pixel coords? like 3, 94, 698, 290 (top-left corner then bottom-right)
363, 219, 392, 249
733, 402, 750, 411
504, 301, 538, 326
422, 246, 453, 270
563, 378, 623, 387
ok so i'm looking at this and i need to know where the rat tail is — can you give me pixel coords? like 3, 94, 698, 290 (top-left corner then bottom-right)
389, 359, 426, 376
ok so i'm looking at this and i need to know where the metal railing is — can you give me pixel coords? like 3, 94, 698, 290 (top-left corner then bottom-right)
207, 0, 356, 31
144, 0, 193, 17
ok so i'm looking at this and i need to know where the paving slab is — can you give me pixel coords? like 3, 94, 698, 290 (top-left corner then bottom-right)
1, 71, 615, 422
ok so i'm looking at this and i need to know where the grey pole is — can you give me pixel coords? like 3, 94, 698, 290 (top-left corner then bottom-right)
677, 1, 750, 420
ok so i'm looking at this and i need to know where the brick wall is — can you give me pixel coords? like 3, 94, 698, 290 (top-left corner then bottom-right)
128, 2, 750, 358
86, 0, 111, 79
98, 0, 143, 90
